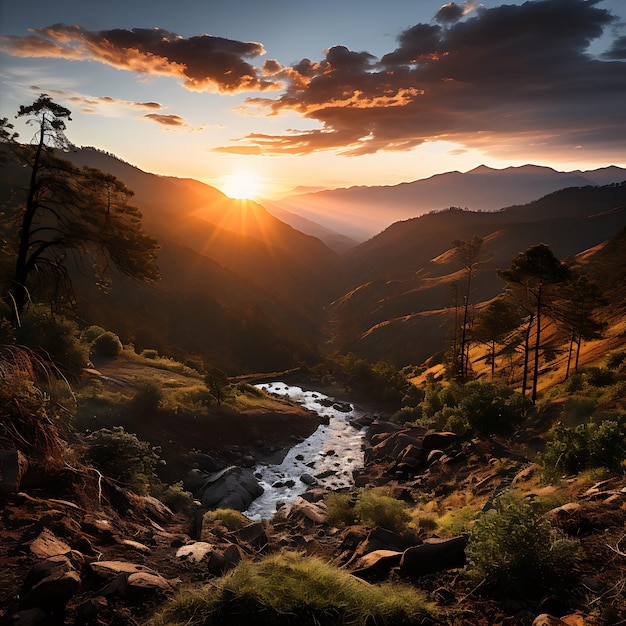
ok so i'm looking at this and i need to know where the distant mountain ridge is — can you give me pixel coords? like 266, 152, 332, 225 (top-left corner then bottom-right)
268, 164, 626, 241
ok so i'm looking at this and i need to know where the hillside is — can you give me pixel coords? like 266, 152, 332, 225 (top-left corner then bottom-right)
0, 146, 344, 371
269, 164, 626, 240
331, 183, 626, 366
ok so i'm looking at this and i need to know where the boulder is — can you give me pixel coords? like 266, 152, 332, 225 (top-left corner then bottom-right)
176, 541, 214, 564
0, 450, 28, 499
195, 466, 263, 511
89, 560, 159, 581
227, 522, 268, 551
28, 529, 72, 560
420, 432, 458, 458
279, 498, 328, 525
19, 554, 82, 613
351, 550, 403, 582
532, 614, 588, 626
400, 536, 468, 577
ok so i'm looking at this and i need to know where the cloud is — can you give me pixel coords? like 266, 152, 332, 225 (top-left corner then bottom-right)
435, 1, 482, 24
142, 113, 187, 127
217, 0, 626, 160
0, 25, 278, 93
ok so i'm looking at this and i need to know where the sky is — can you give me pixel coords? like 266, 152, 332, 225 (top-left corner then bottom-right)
1, 0, 625, 199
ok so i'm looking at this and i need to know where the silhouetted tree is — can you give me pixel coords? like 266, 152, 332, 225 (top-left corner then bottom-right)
451, 236, 483, 380
472, 298, 522, 379
1, 94, 160, 324
498, 244, 570, 403
554, 273, 606, 379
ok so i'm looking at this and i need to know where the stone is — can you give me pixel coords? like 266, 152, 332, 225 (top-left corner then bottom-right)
121, 539, 151, 554
300, 473, 317, 485
0, 450, 28, 499
280, 498, 328, 525
351, 550, 403, 582
74, 596, 108, 626
420, 432, 458, 458
90, 560, 159, 581
196, 466, 263, 511
28, 529, 72, 559
400, 536, 468, 577
532, 615, 569, 626
227, 522, 268, 551
176, 541, 214, 564
19, 554, 81, 613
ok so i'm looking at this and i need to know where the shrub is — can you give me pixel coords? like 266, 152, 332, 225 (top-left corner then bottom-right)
436, 506, 480, 536
584, 366, 615, 387
203, 508, 250, 531
81, 325, 106, 344
466, 492, 578, 592
152, 481, 194, 512
141, 348, 159, 359
150, 552, 434, 626
354, 490, 411, 532
15, 306, 89, 378
542, 417, 626, 476
324, 490, 410, 532
458, 381, 531, 434
92, 331, 123, 357
325, 493, 358, 526
131, 378, 164, 413
84, 426, 160, 494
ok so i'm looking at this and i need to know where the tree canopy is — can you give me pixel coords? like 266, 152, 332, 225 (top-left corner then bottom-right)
1, 94, 160, 325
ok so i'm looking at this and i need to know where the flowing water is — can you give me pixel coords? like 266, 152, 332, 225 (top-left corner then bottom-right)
244, 382, 367, 520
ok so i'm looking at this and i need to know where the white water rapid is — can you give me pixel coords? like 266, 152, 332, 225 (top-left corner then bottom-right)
244, 382, 367, 520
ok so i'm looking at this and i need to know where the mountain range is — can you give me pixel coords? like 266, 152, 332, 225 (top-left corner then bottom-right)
266, 164, 626, 243
2, 145, 625, 372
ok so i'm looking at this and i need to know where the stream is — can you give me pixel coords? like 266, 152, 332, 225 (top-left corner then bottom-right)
244, 382, 367, 520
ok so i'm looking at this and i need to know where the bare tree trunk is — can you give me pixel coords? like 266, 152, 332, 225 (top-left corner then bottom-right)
531, 287, 543, 404
522, 314, 534, 398
564, 329, 574, 381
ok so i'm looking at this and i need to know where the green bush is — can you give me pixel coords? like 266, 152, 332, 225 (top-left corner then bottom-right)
152, 481, 194, 512
141, 348, 159, 359
92, 331, 123, 357
84, 426, 160, 494
15, 306, 89, 378
150, 552, 434, 626
436, 506, 480, 536
466, 492, 578, 592
81, 325, 107, 344
542, 417, 626, 476
325, 490, 410, 532
584, 366, 615, 387
131, 378, 164, 413
203, 508, 250, 531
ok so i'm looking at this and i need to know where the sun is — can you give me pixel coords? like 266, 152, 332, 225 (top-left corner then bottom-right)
221, 171, 262, 200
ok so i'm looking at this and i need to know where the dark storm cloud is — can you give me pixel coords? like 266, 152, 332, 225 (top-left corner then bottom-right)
0, 25, 278, 93
221, 0, 626, 158
604, 35, 626, 59
435, 3, 465, 24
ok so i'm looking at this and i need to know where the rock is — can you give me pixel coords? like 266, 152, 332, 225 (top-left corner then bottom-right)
426, 449, 445, 465
532, 615, 570, 626
227, 522, 268, 551
400, 536, 468, 577
121, 539, 151, 554
196, 466, 263, 511
351, 550, 403, 582
314, 469, 336, 480
89, 560, 159, 581
0, 450, 28, 499
207, 543, 245, 576
28, 529, 72, 559
74, 596, 108, 626
99, 572, 175, 602
300, 488, 327, 503
420, 432, 458, 457
176, 541, 214, 564
332, 402, 352, 413
279, 498, 328, 525
19, 554, 82, 613
300, 473, 317, 486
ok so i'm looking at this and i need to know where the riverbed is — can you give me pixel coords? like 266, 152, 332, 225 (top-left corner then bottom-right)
244, 382, 367, 519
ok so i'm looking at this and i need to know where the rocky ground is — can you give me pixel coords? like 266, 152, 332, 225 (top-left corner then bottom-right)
1, 381, 625, 626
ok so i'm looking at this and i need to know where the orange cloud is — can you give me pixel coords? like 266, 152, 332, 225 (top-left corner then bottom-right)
0, 25, 278, 94
143, 113, 187, 128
